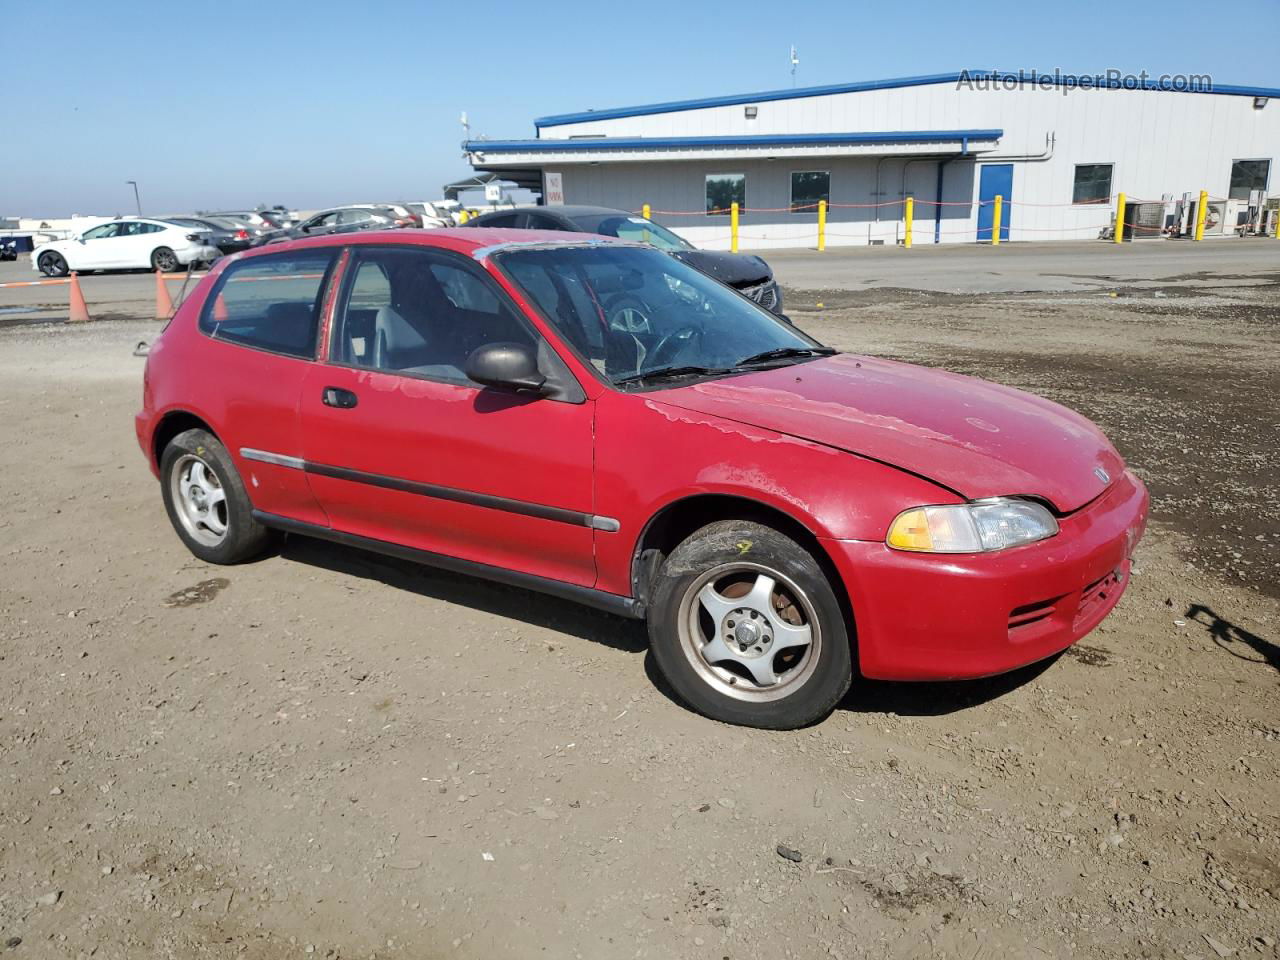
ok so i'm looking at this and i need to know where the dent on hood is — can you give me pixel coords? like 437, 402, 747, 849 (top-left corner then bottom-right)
819, 354, 1102, 443
685, 379, 994, 456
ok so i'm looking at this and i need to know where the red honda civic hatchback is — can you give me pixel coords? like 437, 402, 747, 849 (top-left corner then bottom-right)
136, 228, 1148, 729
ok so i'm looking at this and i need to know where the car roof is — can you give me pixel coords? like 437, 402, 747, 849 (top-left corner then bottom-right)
223, 227, 622, 263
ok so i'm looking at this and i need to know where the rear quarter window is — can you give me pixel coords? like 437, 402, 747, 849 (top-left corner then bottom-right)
199, 250, 335, 358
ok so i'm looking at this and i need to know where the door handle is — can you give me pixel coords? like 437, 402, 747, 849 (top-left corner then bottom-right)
322, 386, 358, 409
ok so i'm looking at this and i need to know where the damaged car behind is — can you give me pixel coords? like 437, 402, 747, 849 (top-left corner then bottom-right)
462, 205, 784, 315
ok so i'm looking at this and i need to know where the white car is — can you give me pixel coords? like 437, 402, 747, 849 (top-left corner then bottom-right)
32, 219, 221, 277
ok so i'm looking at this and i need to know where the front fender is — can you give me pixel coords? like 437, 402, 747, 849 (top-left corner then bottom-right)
592, 391, 960, 597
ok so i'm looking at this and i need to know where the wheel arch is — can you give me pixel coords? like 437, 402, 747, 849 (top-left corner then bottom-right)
152, 409, 218, 467
630, 493, 856, 646
150, 245, 177, 269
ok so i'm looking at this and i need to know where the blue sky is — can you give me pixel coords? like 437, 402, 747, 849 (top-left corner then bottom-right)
5, 0, 1277, 216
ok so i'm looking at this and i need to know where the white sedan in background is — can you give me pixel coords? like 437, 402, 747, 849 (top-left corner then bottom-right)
32, 219, 221, 277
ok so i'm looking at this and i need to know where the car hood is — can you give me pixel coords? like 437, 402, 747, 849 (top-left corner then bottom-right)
652, 354, 1125, 513
671, 249, 772, 287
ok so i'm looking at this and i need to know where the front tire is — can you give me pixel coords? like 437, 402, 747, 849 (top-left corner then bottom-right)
38, 251, 69, 277
647, 520, 852, 729
159, 428, 276, 564
151, 247, 179, 272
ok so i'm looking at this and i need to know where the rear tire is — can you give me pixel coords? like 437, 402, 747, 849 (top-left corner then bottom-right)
159, 428, 276, 564
647, 520, 852, 729
151, 247, 179, 272
38, 252, 68, 277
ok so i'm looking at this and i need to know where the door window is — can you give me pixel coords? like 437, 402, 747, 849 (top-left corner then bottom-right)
119, 221, 161, 236
199, 249, 335, 358
331, 247, 538, 384
525, 213, 565, 230
80, 223, 121, 240
477, 212, 519, 228
306, 212, 340, 231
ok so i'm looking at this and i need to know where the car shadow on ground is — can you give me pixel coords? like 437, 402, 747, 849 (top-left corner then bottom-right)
276, 534, 648, 655
838, 656, 1061, 717
275, 533, 1063, 720
640, 644, 1061, 724
1186, 602, 1279, 673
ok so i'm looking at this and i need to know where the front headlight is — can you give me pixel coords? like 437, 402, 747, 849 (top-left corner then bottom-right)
886, 498, 1059, 553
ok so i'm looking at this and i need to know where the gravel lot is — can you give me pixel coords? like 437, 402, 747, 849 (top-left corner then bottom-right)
0, 252, 1277, 959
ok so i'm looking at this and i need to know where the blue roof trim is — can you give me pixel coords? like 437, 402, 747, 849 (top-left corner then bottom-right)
466, 129, 1003, 153
534, 69, 1280, 128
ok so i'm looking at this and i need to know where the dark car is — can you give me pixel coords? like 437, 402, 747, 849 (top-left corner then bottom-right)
253, 206, 408, 246
165, 217, 253, 256
462, 205, 784, 315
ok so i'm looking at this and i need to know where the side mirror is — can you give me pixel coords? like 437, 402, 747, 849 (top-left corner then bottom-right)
465, 342, 546, 394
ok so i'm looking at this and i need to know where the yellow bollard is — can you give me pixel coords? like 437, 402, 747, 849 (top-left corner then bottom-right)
1114, 192, 1126, 243
991, 195, 1003, 245
730, 201, 739, 253
1195, 189, 1208, 241
817, 200, 826, 252
642, 203, 651, 220
904, 196, 914, 249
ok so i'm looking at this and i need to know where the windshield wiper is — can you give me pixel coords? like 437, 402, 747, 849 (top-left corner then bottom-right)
612, 365, 730, 387
733, 346, 837, 367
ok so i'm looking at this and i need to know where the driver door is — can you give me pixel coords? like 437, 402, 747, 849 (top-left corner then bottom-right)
298, 244, 598, 587
303, 212, 340, 237
77, 222, 127, 267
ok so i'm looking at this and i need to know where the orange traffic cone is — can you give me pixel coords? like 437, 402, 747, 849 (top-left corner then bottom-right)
68, 272, 91, 323
154, 269, 174, 320
213, 292, 228, 325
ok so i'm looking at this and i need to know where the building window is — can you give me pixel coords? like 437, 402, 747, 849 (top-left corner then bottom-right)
790, 171, 830, 213
705, 174, 745, 215
1229, 159, 1271, 200
1072, 164, 1113, 204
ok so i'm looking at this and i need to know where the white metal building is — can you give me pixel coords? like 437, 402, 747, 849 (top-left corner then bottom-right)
464, 69, 1280, 249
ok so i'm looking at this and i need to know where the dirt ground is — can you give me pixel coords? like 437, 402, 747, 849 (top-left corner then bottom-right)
1, 272, 1277, 960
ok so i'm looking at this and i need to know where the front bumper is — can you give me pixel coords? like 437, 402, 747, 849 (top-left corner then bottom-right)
737, 279, 784, 315
823, 469, 1149, 681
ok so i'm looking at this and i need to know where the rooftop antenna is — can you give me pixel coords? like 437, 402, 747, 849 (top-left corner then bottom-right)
790, 45, 799, 87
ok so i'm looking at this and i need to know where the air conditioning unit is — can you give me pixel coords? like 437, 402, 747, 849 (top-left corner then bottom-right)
1123, 201, 1166, 240
1199, 200, 1227, 236
1223, 199, 1250, 234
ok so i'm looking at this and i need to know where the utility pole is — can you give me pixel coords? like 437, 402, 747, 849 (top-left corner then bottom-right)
790, 46, 799, 87
126, 181, 141, 216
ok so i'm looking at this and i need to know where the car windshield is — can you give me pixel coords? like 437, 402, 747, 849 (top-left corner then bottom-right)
579, 214, 693, 251
496, 244, 824, 388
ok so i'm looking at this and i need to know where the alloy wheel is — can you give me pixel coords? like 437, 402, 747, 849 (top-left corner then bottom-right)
676, 562, 822, 702
169, 454, 228, 547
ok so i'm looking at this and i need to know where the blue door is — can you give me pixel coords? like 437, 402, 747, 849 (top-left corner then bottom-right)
977, 164, 1013, 242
